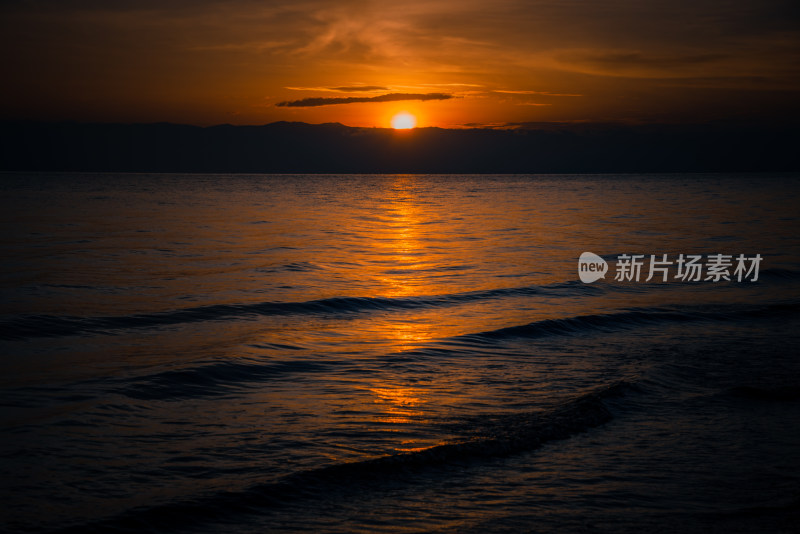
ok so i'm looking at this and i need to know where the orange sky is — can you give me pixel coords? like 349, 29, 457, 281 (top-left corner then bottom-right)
1, 0, 798, 128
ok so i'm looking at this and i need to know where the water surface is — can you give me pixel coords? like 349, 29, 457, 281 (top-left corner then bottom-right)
1, 173, 799, 533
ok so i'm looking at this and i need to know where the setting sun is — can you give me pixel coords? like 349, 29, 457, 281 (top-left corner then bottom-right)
391, 112, 417, 129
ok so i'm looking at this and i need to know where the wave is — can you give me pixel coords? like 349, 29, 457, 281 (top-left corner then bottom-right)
456, 301, 800, 344
0, 282, 600, 341
3, 266, 799, 342
26, 302, 796, 403
118, 359, 332, 401
50, 382, 627, 534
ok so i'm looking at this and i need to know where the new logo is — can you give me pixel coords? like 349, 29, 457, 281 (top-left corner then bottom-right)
578, 252, 608, 283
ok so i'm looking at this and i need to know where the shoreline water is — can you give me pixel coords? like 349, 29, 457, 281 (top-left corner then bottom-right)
2, 173, 799, 533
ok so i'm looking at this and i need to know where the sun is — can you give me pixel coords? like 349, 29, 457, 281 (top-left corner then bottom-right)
391, 112, 416, 129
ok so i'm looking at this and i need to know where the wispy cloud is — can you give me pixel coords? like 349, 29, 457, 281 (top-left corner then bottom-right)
422, 83, 485, 87
2, 0, 797, 125
329, 85, 389, 92
493, 90, 583, 96
555, 50, 737, 78
286, 85, 388, 93
277, 92, 453, 107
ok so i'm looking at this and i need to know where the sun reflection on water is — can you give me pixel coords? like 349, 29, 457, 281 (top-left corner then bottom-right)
374, 175, 427, 298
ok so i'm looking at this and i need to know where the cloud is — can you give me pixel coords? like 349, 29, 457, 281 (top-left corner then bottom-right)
461, 122, 513, 129
493, 90, 583, 96
555, 51, 736, 78
286, 85, 389, 92
422, 83, 485, 87
276, 92, 453, 107
2, 0, 798, 124
329, 85, 388, 92
568, 52, 730, 69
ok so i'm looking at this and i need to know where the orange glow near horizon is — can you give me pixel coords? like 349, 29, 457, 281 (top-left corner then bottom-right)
391, 112, 416, 129
0, 2, 796, 127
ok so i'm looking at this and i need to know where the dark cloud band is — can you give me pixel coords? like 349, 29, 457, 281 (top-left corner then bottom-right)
277, 92, 453, 107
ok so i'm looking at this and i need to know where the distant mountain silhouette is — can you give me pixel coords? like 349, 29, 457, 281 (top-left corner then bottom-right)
0, 120, 796, 173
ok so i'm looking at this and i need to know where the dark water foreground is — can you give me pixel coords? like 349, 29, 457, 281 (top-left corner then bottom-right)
1, 173, 799, 533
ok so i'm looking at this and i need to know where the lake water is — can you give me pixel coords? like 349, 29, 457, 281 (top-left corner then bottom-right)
1, 173, 799, 533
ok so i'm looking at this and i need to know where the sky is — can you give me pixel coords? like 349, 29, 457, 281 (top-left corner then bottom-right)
1, 0, 798, 128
